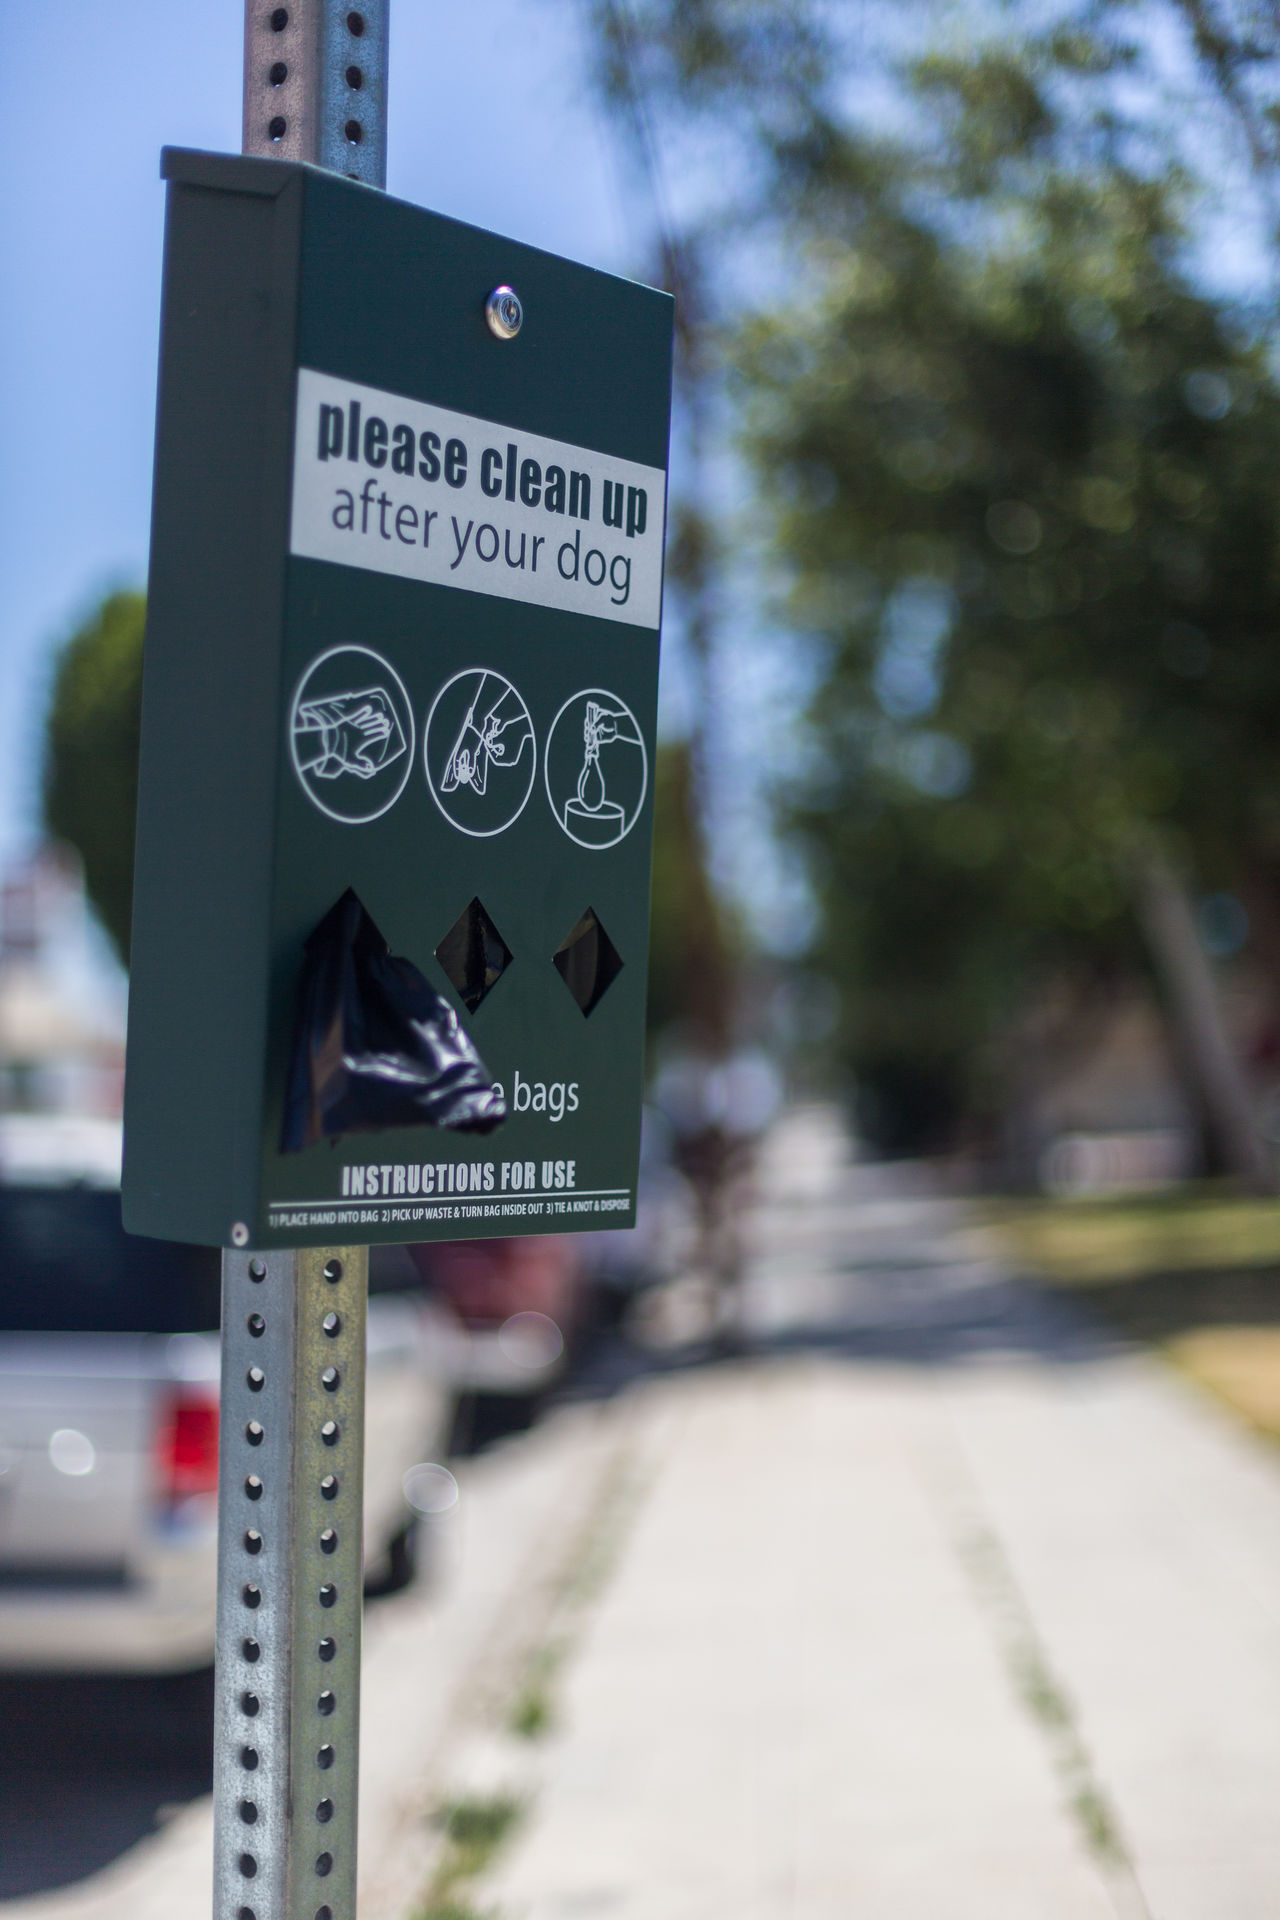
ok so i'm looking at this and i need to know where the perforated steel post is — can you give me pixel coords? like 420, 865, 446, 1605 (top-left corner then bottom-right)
213, 12, 387, 1918
242, 0, 389, 188
213, 1247, 368, 1920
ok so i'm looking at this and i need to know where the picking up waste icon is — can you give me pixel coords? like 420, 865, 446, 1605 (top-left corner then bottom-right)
425, 668, 536, 837
289, 645, 415, 824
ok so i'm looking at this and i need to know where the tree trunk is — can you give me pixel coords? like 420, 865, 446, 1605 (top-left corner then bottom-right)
1131, 843, 1275, 1194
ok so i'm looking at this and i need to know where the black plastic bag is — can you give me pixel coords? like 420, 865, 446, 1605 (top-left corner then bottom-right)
281, 889, 507, 1152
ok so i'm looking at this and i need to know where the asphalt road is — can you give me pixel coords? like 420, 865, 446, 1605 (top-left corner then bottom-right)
0, 1667, 211, 1898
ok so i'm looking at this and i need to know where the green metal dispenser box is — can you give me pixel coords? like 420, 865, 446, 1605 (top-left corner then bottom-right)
123, 149, 672, 1249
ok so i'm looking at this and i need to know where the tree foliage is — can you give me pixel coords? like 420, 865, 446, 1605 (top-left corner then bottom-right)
43, 590, 145, 966
741, 143, 1280, 1138
584, 0, 1280, 1149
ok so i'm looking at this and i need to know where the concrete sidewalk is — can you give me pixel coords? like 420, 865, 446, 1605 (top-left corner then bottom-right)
478, 1122, 1280, 1920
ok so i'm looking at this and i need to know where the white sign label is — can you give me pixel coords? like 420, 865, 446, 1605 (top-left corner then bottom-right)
290, 370, 666, 630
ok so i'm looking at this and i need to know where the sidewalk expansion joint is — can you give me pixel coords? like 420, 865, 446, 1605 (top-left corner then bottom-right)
919, 1426, 1154, 1920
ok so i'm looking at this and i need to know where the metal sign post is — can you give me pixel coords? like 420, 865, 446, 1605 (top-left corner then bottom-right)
241, 0, 387, 185
213, 1243, 367, 1920
215, 11, 386, 1920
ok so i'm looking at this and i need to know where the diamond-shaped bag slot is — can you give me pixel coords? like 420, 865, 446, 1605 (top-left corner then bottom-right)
435, 898, 513, 1012
553, 908, 623, 1017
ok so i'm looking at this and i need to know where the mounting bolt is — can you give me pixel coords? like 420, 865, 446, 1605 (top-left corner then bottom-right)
485, 286, 523, 340
231, 1222, 251, 1248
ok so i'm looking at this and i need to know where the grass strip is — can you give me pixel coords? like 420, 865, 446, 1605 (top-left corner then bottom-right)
982, 1185, 1280, 1444
982, 1185, 1280, 1284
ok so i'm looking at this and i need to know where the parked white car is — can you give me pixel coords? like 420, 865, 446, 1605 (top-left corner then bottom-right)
0, 1118, 454, 1672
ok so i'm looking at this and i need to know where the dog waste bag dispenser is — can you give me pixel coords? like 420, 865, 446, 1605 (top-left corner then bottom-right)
123, 149, 673, 1250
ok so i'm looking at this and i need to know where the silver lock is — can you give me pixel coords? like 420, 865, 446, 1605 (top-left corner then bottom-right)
486, 285, 524, 340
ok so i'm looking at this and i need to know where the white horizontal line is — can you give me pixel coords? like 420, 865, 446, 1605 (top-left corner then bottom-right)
267, 1188, 631, 1209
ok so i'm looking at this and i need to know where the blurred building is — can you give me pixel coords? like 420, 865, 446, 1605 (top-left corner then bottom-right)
0, 846, 125, 1117
1001, 959, 1280, 1197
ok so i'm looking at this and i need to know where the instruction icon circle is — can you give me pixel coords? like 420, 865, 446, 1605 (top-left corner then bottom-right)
289, 644, 415, 825
544, 689, 648, 849
423, 667, 537, 838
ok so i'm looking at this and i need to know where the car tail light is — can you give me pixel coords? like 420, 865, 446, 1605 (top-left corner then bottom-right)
156, 1389, 219, 1504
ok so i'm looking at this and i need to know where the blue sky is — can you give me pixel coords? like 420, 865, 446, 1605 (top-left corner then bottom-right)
0, 1, 640, 866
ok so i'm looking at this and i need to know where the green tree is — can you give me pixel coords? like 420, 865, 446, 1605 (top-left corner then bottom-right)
584, 5, 1280, 1171
740, 149, 1280, 1147
43, 589, 145, 966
